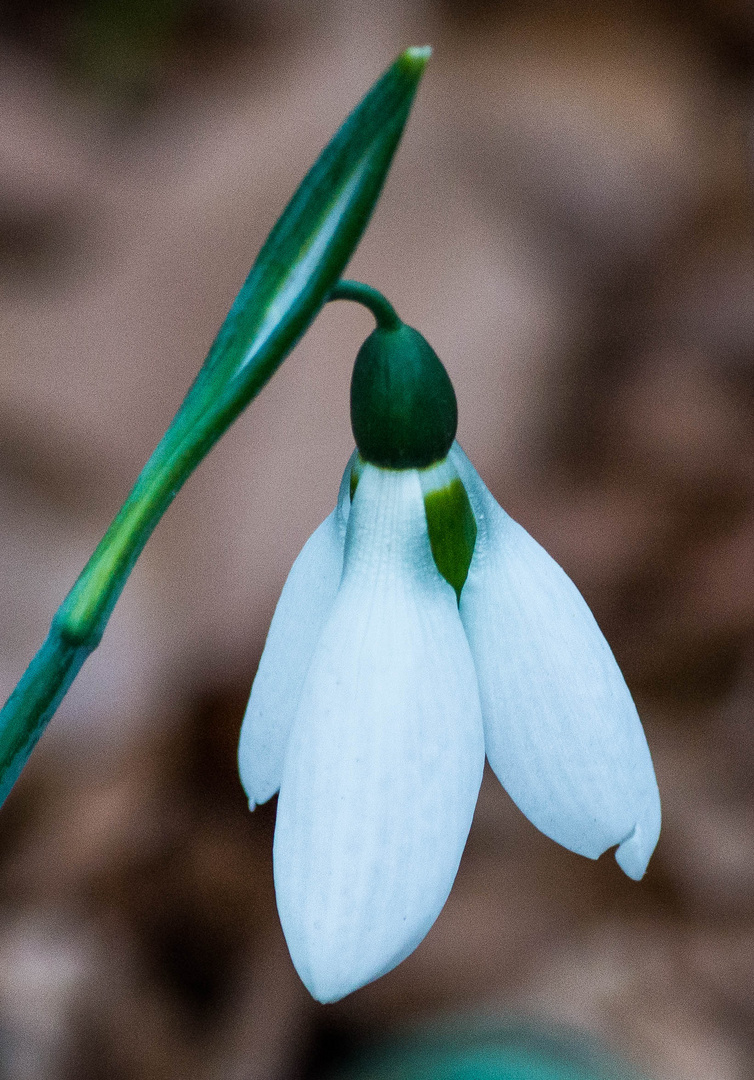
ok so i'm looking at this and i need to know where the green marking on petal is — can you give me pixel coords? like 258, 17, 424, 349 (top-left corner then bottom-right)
349, 453, 365, 500
420, 459, 477, 603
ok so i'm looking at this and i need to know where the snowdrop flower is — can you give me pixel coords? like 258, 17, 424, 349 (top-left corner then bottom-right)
238, 291, 660, 1003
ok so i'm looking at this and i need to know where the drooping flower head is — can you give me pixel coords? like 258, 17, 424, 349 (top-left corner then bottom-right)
238, 285, 661, 1003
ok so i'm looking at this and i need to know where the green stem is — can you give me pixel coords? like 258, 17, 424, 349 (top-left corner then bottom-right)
0, 47, 430, 806
328, 280, 402, 330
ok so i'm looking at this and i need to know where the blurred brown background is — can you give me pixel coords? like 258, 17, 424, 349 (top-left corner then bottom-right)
0, 0, 753, 1077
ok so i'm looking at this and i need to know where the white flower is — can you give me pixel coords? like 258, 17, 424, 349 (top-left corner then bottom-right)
238, 442, 661, 1003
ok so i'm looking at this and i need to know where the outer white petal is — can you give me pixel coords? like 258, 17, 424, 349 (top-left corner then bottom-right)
238, 517, 345, 809
450, 443, 660, 880
274, 464, 485, 1003
239, 453, 359, 808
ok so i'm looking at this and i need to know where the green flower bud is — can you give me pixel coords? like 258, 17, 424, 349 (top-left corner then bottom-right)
350, 324, 458, 469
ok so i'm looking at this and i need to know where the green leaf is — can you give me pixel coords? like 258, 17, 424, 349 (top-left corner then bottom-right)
0, 46, 431, 805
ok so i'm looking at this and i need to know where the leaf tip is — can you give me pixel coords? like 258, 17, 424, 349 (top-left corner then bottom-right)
400, 45, 432, 72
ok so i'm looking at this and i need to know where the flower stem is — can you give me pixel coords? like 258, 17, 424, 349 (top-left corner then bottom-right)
328, 280, 403, 331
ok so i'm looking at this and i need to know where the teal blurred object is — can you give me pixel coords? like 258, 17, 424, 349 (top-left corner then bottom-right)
325, 1019, 649, 1080
0, 47, 430, 807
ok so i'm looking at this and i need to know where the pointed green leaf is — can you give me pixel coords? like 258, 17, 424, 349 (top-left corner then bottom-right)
0, 47, 431, 805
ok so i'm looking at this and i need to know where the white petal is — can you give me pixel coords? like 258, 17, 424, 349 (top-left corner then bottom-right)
450, 443, 660, 880
238, 509, 346, 808
274, 464, 485, 1002
238, 453, 360, 808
